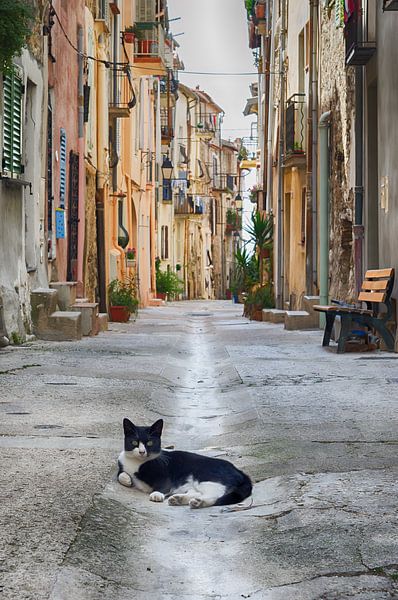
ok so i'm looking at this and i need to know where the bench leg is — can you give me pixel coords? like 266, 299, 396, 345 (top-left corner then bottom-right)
322, 312, 336, 347
371, 320, 395, 351
337, 315, 352, 354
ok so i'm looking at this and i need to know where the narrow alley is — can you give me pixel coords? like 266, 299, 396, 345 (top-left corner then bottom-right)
1, 302, 398, 599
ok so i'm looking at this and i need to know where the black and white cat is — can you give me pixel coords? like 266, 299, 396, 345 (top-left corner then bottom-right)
117, 418, 252, 509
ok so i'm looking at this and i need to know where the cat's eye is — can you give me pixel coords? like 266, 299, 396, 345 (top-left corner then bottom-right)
132, 441, 138, 446
147, 441, 153, 447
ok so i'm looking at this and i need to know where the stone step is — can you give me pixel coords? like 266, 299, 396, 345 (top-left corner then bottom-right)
49, 282, 78, 310
70, 302, 99, 336
38, 311, 82, 341
269, 309, 287, 324
31, 288, 59, 333
262, 309, 273, 322
148, 298, 164, 307
284, 310, 318, 331
97, 313, 108, 333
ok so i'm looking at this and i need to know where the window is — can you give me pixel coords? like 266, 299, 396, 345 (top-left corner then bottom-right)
2, 69, 23, 177
161, 225, 169, 259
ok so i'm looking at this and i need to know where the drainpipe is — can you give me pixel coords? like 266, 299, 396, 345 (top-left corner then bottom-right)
276, 0, 286, 309
319, 111, 331, 327
354, 65, 364, 294
311, 0, 319, 293
266, 0, 277, 213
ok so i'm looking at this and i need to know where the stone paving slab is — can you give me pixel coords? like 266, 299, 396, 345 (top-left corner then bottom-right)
1, 301, 398, 599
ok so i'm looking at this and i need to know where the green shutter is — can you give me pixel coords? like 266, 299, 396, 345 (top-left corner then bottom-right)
2, 71, 23, 176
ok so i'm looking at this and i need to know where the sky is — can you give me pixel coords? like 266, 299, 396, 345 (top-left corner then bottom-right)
167, 0, 257, 143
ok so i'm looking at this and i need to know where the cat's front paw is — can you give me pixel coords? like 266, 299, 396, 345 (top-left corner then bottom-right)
118, 472, 133, 487
149, 491, 165, 503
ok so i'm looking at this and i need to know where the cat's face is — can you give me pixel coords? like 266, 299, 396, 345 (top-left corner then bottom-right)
123, 418, 163, 461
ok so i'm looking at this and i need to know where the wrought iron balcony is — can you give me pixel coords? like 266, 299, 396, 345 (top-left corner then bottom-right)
194, 113, 219, 137
383, 0, 398, 10
134, 23, 165, 66
285, 93, 306, 160
225, 209, 242, 234
174, 194, 205, 216
109, 69, 135, 118
212, 174, 236, 192
345, 13, 376, 66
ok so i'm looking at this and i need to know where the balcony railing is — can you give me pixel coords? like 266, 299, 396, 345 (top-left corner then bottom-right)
109, 68, 135, 118
383, 0, 398, 9
285, 93, 306, 157
212, 174, 236, 192
174, 194, 205, 216
345, 13, 376, 66
194, 113, 219, 137
225, 209, 242, 234
134, 23, 165, 63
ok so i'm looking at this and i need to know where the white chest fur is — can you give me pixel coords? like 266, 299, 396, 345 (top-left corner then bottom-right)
118, 450, 153, 494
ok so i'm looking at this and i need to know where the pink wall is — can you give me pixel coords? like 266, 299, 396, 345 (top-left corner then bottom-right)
49, 0, 85, 288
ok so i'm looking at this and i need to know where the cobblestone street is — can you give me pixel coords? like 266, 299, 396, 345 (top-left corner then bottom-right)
1, 301, 398, 599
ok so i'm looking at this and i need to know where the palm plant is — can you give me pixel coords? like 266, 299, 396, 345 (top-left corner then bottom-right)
244, 211, 273, 254
244, 211, 274, 287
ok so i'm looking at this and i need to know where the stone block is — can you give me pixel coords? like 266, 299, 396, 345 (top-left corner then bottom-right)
45, 311, 82, 341
284, 310, 317, 331
70, 302, 99, 336
269, 309, 287, 324
97, 313, 109, 332
31, 288, 58, 333
262, 309, 273, 322
49, 282, 77, 310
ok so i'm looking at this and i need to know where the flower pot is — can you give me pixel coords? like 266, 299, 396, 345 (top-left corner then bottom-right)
260, 248, 271, 259
255, 3, 266, 18
126, 258, 136, 268
157, 292, 167, 300
123, 31, 135, 44
226, 289, 232, 300
109, 305, 130, 323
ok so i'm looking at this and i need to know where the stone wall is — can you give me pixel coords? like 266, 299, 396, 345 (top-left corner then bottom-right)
84, 168, 98, 302
320, 7, 356, 302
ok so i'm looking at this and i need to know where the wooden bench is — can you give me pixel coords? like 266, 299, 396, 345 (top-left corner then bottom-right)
313, 268, 395, 353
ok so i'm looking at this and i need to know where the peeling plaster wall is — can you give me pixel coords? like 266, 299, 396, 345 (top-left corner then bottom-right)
0, 35, 47, 339
320, 8, 356, 302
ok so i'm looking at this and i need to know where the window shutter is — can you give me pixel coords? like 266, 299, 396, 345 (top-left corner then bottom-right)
60, 128, 67, 207
2, 71, 23, 176
136, 0, 155, 22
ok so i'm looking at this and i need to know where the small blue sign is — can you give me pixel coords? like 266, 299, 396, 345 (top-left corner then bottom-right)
55, 208, 66, 239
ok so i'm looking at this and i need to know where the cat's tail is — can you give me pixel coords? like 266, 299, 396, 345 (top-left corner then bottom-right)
214, 472, 252, 506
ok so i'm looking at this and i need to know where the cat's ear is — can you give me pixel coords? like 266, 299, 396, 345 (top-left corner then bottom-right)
123, 418, 137, 436
150, 419, 163, 437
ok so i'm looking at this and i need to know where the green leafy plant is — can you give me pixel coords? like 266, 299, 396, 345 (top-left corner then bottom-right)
245, 211, 273, 253
156, 269, 184, 298
0, 0, 34, 74
108, 277, 138, 314
231, 247, 259, 296
246, 285, 274, 310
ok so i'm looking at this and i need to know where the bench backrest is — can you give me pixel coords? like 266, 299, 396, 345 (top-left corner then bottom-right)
358, 268, 395, 305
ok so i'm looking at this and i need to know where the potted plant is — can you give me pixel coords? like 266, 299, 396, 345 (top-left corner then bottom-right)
123, 26, 135, 44
244, 284, 275, 320
125, 247, 136, 268
156, 260, 184, 301
108, 277, 139, 322
255, 2, 266, 19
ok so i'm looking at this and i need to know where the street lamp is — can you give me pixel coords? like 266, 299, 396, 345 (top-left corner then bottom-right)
235, 193, 243, 212
161, 156, 173, 181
